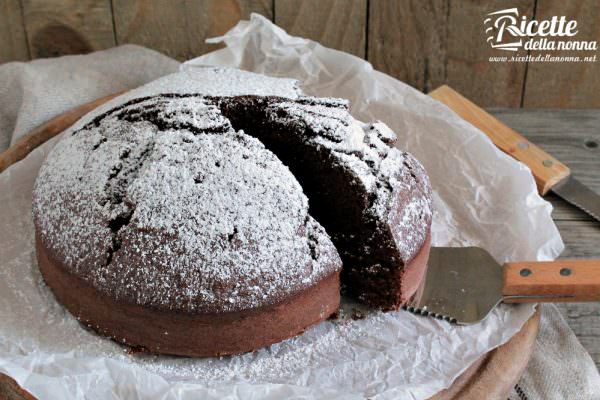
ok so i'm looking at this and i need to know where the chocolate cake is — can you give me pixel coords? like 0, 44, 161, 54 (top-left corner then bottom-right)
32, 68, 432, 357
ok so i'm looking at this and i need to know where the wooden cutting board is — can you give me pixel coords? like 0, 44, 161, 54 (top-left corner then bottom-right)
0, 88, 541, 399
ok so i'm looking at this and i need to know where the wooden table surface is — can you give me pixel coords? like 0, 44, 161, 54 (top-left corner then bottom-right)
489, 108, 600, 370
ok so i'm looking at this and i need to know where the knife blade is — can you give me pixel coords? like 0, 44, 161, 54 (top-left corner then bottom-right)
429, 85, 600, 223
552, 177, 600, 221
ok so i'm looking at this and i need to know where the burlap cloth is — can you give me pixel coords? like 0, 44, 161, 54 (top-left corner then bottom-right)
0, 44, 598, 400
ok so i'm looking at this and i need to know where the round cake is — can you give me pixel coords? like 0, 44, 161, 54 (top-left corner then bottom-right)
32, 68, 433, 356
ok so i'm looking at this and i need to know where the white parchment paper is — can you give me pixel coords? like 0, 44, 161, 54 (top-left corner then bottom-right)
0, 15, 564, 399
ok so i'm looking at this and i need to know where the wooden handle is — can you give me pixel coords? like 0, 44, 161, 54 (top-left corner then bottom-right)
429, 85, 571, 195
0, 373, 36, 400
0, 91, 125, 174
503, 260, 600, 302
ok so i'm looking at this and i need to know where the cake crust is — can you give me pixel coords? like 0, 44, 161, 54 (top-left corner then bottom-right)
36, 233, 341, 357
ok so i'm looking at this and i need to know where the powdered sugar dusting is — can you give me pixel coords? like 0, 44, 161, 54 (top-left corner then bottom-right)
378, 150, 433, 261
131, 68, 301, 99
264, 98, 432, 264
33, 91, 341, 313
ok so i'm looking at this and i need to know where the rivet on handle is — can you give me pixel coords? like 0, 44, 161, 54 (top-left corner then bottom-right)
560, 268, 572, 276
520, 268, 532, 277
542, 159, 553, 167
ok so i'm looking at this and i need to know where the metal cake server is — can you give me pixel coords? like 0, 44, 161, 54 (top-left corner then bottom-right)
429, 86, 600, 222
404, 246, 600, 325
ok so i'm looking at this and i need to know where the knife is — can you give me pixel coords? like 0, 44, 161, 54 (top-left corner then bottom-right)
404, 246, 600, 324
429, 86, 600, 222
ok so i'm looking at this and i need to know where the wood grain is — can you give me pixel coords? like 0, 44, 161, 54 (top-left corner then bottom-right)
523, 0, 600, 108
487, 108, 600, 191
489, 108, 600, 222
0, 0, 29, 63
0, 373, 36, 400
503, 260, 600, 302
430, 85, 571, 195
112, 0, 272, 61
21, 0, 116, 58
556, 220, 600, 258
368, 0, 534, 107
3, 0, 600, 108
445, 0, 534, 107
275, 0, 367, 58
368, 0, 447, 93
488, 107, 600, 369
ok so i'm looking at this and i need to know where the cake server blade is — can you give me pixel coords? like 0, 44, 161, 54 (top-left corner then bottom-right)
404, 247, 600, 325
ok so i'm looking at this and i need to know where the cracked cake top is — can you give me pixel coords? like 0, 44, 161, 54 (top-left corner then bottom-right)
33, 90, 341, 314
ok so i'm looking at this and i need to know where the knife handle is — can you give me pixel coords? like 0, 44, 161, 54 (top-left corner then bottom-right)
429, 85, 571, 195
503, 260, 600, 302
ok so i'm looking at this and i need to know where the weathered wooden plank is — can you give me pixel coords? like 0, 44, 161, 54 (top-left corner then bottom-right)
368, 0, 447, 93
0, 0, 29, 63
369, 1, 533, 106
489, 107, 600, 367
488, 109, 600, 179
523, 0, 600, 108
275, 0, 366, 58
554, 220, 600, 258
21, 0, 116, 58
112, 0, 272, 61
489, 108, 600, 222
445, 0, 534, 107
547, 195, 592, 222
431, 86, 572, 195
